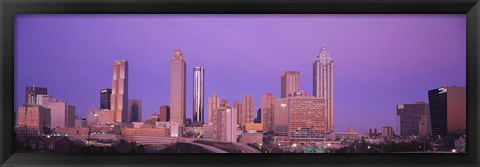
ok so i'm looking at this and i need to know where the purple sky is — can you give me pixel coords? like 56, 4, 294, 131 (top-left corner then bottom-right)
15, 14, 466, 133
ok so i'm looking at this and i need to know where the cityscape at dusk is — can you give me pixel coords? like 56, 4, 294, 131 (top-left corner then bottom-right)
14, 14, 466, 153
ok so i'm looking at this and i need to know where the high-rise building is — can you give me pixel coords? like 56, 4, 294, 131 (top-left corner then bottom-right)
288, 95, 327, 143
234, 100, 241, 126
396, 102, 430, 137
25, 85, 48, 105
240, 94, 254, 127
170, 50, 187, 125
128, 99, 142, 122
428, 86, 466, 136
100, 89, 112, 110
17, 104, 51, 129
193, 66, 205, 125
313, 45, 334, 132
261, 92, 275, 132
273, 98, 289, 136
159, 105, 170, 122
281, 71, 300, 98
208, 93, 221, 124
111, 60, 129, 123
212, 107, 237, 142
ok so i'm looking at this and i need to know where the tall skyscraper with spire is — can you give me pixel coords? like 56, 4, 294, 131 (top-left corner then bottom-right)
193, 66, 205, 125
313, 45, 334, 132
170, 50, 187, 125
111, 60, 129, 123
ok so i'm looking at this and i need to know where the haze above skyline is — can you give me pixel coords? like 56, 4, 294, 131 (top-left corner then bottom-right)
15, 14, 466, 133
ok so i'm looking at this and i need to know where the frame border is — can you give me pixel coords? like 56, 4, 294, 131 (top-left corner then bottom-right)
1, 0, 479, 166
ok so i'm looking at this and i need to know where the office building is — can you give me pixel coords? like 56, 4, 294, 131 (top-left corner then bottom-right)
281, 71, 300, 98
25, 85, 48, 105
273, 98, 289, 136
193, 66, 205, 125
45, 96, 75, 128
313, 45, 334, 132
159, 105, 170, 122
128, 99, 142, 122
170, 50, 186, 125
261, 92, 275, 132
100, 88, 112, 110
428, 86, 466, 136
396, 101, 430, 137
208, 93, 221, 124
111, 60, 129, 122
239, 94, 254, 127
17, 104, 51, 129
288, 95, 327, 143
212, 107, 237, 142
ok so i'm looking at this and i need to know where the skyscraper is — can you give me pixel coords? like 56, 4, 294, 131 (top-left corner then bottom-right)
240, 94, 254, 127
193, 66, 205, 125
428, 86, 466, 136
25, 85, 48, 105
396, 102, 430, 137
208, 93, 221, 124
261, 92, 275, 132
281, 71, 300, 98
100, 88, 112, 110
313, 45, 334, 132
128, 99, 142, 122
111, 60, 129, 123
212, 107, 237, 142
170, 50, 186, 125
159, 105, 170, 122
234, 100, 242, 126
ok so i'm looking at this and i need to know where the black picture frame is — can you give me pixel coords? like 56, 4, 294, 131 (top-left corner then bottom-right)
1, 0, 479, 166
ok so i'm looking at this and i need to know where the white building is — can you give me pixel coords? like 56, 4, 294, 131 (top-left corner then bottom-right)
313, 45, 334, 132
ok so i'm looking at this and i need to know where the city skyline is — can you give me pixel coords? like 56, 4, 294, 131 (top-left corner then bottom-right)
15, 14, 466, 133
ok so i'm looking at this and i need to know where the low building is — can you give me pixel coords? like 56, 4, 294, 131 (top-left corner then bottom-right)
15, 126, 43, 136
17, 104, 51, 129
239, 132, 263, 144
332, 132, 361, 141
244, 123, 263, 132
202, 124, 214, 140
87, 109, 111, 125
382, 126, 394, 139
122, 127, 170, 137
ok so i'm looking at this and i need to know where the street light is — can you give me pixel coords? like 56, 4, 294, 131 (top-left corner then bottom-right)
452, 149, 457, 153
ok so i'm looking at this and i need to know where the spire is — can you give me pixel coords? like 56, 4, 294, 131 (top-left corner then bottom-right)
172, 49, 184, 60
